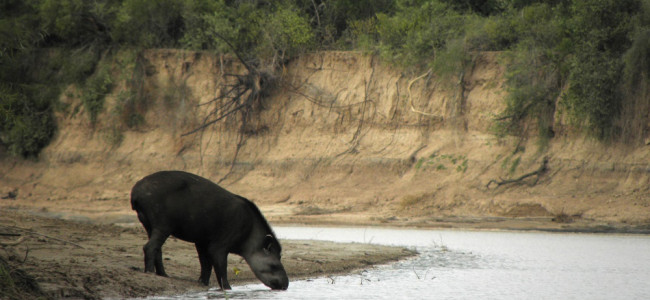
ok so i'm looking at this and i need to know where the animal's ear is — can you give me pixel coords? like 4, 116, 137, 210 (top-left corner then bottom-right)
263, 234, 275, 252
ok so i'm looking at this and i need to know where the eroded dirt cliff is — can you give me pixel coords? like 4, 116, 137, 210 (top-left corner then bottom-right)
1, 50, 649, 231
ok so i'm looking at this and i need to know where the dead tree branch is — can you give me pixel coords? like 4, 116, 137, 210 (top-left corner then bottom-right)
486, 157, 549, 189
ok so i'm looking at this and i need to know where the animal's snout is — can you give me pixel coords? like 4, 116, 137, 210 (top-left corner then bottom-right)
270, 278, 289, 290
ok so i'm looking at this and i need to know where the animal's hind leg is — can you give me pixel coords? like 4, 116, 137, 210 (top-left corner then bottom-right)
195, 243, 212, 285
143, 230, 169, 276
136, 211, 152, 238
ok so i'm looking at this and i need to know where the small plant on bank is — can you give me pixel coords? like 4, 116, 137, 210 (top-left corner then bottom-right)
552, 210, 583, 223
415, 152, 469, 173
81, 62, 113, 125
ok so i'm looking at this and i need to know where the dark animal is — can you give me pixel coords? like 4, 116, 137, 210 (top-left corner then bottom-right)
130, 170, 289, 290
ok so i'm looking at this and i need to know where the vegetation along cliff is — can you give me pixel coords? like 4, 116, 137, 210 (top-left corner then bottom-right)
2, 0, 650, 232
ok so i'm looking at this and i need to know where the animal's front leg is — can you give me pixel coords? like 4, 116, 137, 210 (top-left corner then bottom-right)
195, 243, 212, 285
209, 247, 232, 290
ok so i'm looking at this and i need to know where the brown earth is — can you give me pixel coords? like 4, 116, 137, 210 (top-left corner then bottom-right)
1, 49, 649, 297
0, 210, 415, 299
1, 50, 648, 232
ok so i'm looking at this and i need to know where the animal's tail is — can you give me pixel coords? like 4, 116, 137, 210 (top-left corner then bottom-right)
131, 193, 152, 237
130, 194, 138, 210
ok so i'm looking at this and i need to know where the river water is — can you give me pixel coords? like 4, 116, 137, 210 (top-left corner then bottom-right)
147, 226, 650, 300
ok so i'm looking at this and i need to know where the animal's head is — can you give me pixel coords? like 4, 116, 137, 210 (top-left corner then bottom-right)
247, 234, 289, 290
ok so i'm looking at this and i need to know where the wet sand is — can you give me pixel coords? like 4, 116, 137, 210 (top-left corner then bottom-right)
0, 210, 415, 299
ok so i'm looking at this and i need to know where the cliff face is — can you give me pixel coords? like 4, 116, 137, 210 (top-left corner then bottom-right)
1, 50, 649, 228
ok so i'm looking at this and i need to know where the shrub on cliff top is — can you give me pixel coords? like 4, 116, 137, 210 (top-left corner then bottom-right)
0, 84, 56, 157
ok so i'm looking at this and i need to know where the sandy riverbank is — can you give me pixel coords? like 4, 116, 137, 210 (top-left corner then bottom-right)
0, 210, 416, 299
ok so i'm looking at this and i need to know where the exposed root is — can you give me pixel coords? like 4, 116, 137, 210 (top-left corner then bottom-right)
487, 157, 549, 189
181, 32, 276, 183
337, 58, 377, 156
407, 69, 442, 119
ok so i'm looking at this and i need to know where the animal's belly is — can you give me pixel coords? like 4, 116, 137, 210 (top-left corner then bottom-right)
170, 221, 217, 244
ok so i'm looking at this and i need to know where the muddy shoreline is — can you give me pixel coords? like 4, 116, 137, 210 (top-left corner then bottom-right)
1, 209, 649, 299
0, 210, 416, 299
15, 201, 650, 235
267, 214, 650, 235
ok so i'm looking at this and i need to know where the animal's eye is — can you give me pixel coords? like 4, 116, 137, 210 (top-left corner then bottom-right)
270, 264, 282, 272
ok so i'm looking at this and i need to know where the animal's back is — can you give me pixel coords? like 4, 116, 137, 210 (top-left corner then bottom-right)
131, 170, 231, 208
130, 170, 251, 243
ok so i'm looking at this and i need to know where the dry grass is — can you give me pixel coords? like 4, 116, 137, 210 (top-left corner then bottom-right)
399, 193, 435, 209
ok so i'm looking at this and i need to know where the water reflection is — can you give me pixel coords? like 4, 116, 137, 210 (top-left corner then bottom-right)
144, 227, 650, 300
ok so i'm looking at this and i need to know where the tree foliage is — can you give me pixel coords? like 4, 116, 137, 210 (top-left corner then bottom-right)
2, 0, 650, 157
0, 83, 56, 157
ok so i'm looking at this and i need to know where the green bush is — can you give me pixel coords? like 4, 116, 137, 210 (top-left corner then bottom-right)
624, 0, 650, 89
561, 0, 638, 139
564, 49, 624, 138
191, 2, 265, 61
112, 0, 185, 48
0, 0, 41, 57
3, 0, 650, 157
178, 0, 225, 50
375, 0, 467, 68
58, 48, 100, 83
81, 62, 113, 124
261, 2, 314, 63
619, 1, 650, 143
37, 0, 115, 46
0, 84, 56, 157
183, 1, 314, 67
495, 3, 568, 141
292, 0, 395, 46
440, 0, 506, 16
